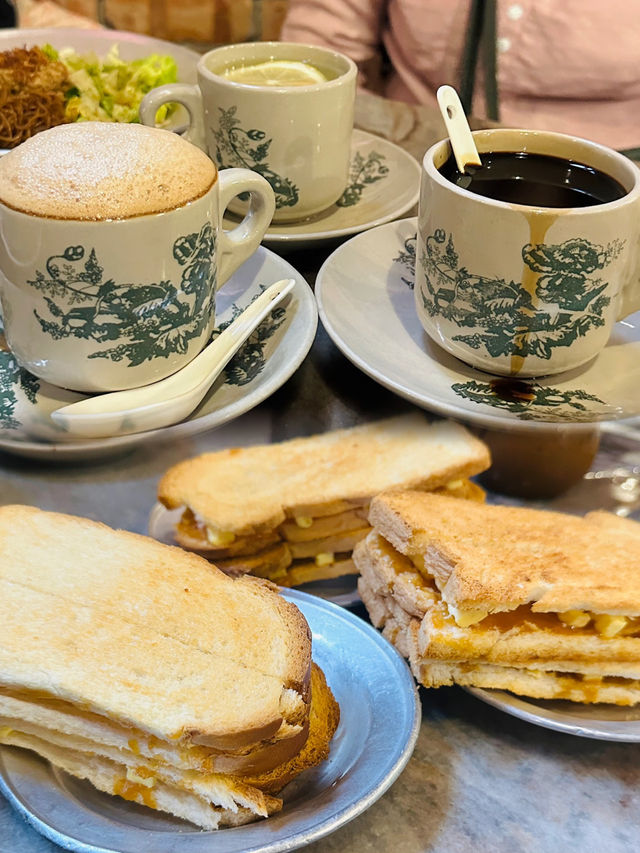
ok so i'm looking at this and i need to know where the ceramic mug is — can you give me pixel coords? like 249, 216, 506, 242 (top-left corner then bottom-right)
140, 42, 357, 223
0, 122, 275, 393
415, 129, 640, 377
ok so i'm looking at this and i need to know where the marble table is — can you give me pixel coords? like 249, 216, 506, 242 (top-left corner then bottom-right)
2, 313, 640, 853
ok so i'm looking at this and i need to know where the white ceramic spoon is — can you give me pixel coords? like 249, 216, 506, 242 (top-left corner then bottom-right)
436, 85, 482, 173
51, 278, 295, 439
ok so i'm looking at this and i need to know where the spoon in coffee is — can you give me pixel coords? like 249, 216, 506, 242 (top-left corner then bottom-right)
436, 85, 482, 179
50, 278, 295, 439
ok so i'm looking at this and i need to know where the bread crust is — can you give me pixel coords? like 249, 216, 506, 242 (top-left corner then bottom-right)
157, 415, 490, 535
370, 492, 640, 615
0, 505, 311, 750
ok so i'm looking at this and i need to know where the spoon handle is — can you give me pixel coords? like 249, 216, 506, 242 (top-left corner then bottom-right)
52, 278, 294, 422
437, 85, 482, 174
183, 278, 295, 386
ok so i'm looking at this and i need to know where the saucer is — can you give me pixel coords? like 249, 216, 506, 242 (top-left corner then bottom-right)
316, 217, 640, 432
224, 130, 420, 251
0, 246, 317, 461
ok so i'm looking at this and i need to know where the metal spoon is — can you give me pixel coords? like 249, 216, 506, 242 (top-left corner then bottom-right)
437, 85, 482, 174
51, 278, 295, 439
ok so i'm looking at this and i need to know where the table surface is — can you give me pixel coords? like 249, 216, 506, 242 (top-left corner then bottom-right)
3, 296, 640, 853
2, 95, 640, 851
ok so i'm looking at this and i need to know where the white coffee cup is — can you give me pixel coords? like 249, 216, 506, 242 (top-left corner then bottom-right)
416, 128, 640, 378
0, 122, 275, 393
140, 42, 357, 223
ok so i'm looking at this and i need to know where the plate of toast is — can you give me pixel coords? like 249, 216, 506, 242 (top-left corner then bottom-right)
0, 506, 420, 851
150, 414, 490, 607
354, 487, 640, 739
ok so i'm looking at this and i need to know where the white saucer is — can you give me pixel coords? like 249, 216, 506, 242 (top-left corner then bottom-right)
148, 503, 361, 608
0, 247, 317, 461
316, 217, 640, 433
224, 130, 420, 251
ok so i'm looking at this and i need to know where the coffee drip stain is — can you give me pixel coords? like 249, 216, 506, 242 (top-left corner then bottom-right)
509, 210, 558, 375
489, 377, 536, 403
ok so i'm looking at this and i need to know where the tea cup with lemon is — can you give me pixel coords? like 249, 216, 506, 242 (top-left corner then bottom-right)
140, 42, 357, 222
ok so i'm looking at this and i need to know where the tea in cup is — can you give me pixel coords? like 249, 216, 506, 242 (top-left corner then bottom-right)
140, 42, 357, 222
0, 122, 275, 392
415, 129, 640, 377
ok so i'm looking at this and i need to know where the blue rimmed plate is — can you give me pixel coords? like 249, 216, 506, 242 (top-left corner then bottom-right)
0, 589, 420, 852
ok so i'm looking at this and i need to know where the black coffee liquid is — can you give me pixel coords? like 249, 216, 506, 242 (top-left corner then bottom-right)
439, 151, 626, 207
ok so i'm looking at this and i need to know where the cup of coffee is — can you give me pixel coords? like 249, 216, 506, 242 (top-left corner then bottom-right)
416, 129, 640, 377
0, 122, 275, 393
140, 42, 357, 223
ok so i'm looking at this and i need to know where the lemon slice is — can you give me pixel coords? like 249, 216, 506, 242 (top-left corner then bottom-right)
222, 60, 328, 87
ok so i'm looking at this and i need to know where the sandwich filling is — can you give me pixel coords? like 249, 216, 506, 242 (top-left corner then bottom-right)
355, 492, 640, 705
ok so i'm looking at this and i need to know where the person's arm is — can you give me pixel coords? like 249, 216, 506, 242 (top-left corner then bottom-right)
280, 0, 387, 90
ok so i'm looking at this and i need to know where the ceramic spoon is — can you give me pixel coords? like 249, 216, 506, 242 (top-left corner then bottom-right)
51, 278, 295, 439
436, 85, 482, 174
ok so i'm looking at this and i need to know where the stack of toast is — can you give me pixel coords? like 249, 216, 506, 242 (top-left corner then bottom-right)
0, 506, 339, 830
355, 491, 640, 705
158, 415, 491, 587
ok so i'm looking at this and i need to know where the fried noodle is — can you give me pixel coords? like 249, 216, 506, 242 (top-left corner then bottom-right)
0, 46, 69, 147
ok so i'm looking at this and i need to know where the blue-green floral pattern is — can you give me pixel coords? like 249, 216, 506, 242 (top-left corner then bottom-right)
452, 379, 610, 422
27, 223, 216, 367
214, 287, 288, 386
392, 234, 416, 289
0, 324, 39, 430
211, 106, 299, 209
419, 229, 624, 361
336, 150, 389, 207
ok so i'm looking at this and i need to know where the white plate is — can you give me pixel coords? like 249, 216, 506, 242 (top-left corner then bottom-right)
224, 130, 420, 251
466, 687, 640, 741
0, 247, 317, 460
0, 26, 199, 82
0, 589, 421, 853
316, 217, 640, 432
148, 503, 361, 608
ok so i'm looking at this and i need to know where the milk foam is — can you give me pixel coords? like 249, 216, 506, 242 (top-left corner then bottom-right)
0, 123, 217, 220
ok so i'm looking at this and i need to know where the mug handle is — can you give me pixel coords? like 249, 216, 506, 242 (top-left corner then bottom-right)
139, 83, 206, 151
216, 169, 276, 287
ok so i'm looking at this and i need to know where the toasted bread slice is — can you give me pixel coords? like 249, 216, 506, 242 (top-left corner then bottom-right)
358, 574, 640, 705
0, 664, 339, 828
355, 532, 640, 668
158, 415, 490, 536
369, 492, 640, 617
0, 506, 311, 754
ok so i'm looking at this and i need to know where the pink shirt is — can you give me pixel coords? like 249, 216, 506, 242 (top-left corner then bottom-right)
281, 0, 640, 150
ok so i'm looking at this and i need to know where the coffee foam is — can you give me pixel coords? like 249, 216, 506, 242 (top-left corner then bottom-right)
0, 123, 217, 220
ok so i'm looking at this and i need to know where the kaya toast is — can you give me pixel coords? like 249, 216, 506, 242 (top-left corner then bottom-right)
158, 414, 490, 585
0, 505, 339, 828
355, 492, 640, 704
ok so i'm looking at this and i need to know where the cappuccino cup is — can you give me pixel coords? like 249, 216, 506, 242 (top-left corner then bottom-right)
0, 122, 275, 392
140, 42, 357, 223
416, 129, 640, 377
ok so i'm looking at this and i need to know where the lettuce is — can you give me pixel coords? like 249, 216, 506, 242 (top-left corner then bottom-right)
44, 44, 178, 124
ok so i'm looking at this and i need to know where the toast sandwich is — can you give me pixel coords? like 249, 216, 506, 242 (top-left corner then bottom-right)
158, 415, 490, 586
0, 505, 339, 829
354, 491, 640, 705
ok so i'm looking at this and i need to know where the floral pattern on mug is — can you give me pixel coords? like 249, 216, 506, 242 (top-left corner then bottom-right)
26, 223, 216, 368
419, 229, 624, 362
211, 106, 299, 209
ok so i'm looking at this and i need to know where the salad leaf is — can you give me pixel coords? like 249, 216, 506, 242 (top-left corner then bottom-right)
44, 44, 178, 124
